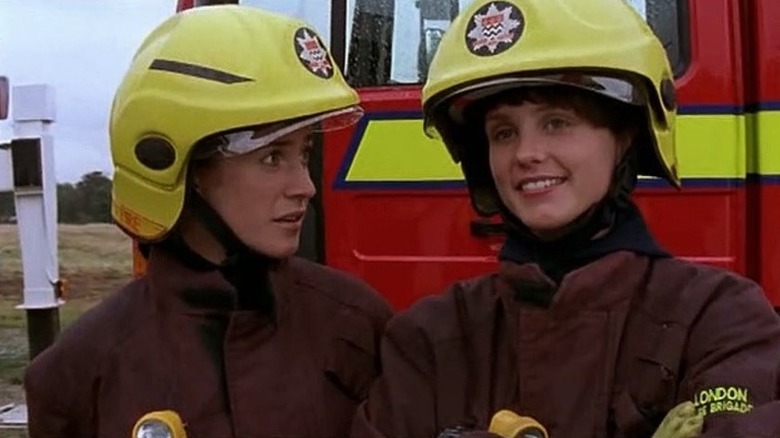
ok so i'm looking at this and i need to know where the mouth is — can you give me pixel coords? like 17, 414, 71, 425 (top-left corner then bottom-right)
516, 177, 567, 193
274, 211, 306, 223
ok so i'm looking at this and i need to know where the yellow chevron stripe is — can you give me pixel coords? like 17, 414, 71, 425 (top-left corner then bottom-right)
342, 114, 749, 183
675, 114, 745, 179
344, 118, 464, 182
748, 111, 780, 175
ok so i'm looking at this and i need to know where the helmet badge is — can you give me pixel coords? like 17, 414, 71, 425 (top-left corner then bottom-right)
295, 27, 334, 79
465, 2, 524, 56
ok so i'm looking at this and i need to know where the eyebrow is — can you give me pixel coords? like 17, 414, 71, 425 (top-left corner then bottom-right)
267, 135, 315, 148
486, 102, 575, 121
269, 138, 293, 146
484, 111, 514, 124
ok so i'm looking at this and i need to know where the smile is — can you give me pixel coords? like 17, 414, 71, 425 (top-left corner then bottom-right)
519, 177, 566, 192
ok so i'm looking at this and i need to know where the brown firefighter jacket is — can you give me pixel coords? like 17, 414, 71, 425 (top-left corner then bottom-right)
24, 246, 393, 438
351, 251, 780, 438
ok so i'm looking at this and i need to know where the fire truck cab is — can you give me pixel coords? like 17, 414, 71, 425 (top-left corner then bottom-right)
147, 0, 780, 310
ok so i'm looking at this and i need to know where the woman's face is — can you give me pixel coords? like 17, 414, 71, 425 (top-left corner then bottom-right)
485, 92, 632, 238
194, 127, 316, 259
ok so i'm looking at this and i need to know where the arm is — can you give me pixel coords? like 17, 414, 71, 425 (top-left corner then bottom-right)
24, 336, 97, 438
680, 279, 780, 437
350, 314, 440, 438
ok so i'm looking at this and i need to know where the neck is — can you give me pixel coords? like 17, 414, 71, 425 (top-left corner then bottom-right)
499, 199, 670, 284
161, 210, 278, 313
528, 207, 606, 242
501, 196, 615, 250
176, 210, 227, 265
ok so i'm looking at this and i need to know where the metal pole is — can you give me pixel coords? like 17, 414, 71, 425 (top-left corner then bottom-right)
25, 308, 60, 359
8, 84, 63, 361
330, 0, 347, 72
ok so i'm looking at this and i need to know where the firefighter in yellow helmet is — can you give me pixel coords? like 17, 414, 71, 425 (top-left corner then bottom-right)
23, 6, 392, 438
352, 1, 780, 438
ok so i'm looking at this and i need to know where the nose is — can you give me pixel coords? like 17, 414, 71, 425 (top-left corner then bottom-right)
286, 165, 317, 200
513, 130, 547, 167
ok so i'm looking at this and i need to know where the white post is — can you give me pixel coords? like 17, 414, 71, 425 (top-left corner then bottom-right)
8, 83, 62, 360
0, 143, 11, 191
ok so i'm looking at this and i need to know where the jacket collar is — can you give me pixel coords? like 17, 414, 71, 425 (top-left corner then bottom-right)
145, 245, 293, 322
496, 251, 651, 314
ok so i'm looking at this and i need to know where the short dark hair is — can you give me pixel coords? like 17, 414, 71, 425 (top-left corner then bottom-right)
464, 85, 644, 136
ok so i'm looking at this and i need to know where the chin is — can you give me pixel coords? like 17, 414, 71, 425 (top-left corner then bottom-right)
237, 226, 301, 258
519, 213, 577, 235
248, 239, 299, 259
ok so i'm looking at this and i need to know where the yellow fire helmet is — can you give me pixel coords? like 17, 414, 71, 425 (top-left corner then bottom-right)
421, 0, 680, 216
110, 5, 362, 242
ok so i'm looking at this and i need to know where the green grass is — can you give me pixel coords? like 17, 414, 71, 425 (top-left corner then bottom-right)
0, 224, 134, 411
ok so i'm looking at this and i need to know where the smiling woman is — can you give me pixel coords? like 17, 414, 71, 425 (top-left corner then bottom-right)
349, 1, 780, 438
477, 86, 641, 238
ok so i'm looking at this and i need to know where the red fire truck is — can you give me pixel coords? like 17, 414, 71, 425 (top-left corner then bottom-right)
132, 0, 780, 311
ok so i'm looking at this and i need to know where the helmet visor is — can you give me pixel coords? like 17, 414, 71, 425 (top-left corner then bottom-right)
200, 105, 364, 158
426, 72, 646, 137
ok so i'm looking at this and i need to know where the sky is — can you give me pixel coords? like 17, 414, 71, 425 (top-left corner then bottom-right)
0, 0, 333, 184
0, 0, 177, 183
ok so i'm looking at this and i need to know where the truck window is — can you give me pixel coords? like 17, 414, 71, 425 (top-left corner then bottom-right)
345, 0, 689, 87
239, 0, 335, 44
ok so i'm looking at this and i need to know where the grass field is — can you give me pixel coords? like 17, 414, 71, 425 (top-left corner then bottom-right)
0, 223, 133, 414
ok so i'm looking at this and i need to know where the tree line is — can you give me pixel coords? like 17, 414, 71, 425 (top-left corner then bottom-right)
0, 171, 112, 224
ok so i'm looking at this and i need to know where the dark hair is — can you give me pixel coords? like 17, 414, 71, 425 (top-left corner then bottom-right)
464, 85, 644, 137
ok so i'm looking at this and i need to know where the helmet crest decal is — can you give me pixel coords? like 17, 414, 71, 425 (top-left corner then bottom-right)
295, 28, 334, 79
465, 2, 524, 56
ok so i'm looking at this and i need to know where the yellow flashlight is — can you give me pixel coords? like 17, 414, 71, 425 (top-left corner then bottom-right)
132, 410, 187, 438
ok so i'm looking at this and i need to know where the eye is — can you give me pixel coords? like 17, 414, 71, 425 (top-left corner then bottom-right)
301, 145, 313, 166
260, 149, 282, 166
543, 115, 573, 133
487, 125, 517, 143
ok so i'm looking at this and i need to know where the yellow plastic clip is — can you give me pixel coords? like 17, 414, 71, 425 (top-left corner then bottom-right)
488, 409, 549, 438
132, 410, 187, 438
